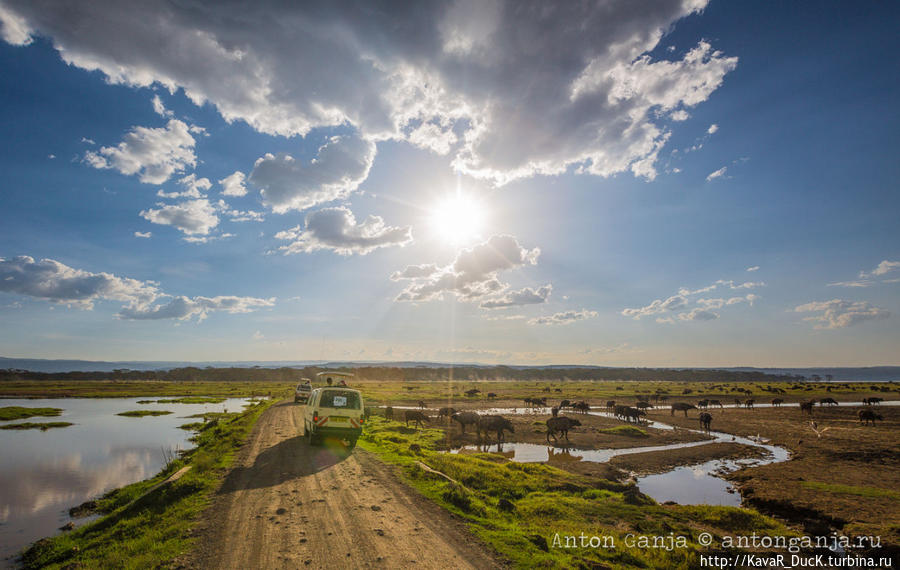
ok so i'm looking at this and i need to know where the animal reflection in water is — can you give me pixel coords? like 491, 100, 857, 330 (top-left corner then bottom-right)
460, 442, 583, 465
547, 445, 582, 465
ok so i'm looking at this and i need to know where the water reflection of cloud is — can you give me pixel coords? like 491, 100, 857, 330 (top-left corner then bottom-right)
0, 448, 152, 519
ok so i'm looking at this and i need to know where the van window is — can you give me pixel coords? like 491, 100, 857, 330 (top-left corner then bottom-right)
320, 389, 361, 410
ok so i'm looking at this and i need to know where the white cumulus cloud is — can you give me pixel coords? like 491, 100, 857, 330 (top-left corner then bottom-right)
706, 166, 727, 181
678, 307, 719, 321
793, 299, 890, 330
623, 280, 763, 323
861, 260, 900, 278
480, 284, 552, 309
250, 134, 376, 213
0, 255, 158, 309
219, 171, 247, 197
0, 4, 32, 45
275, 206, 412, 256
828, 260, 900, 288
157, 173, 212, 199
84, 119, 197, 184
394, 234, 539, 302
140, 199, 219, 236
119, 295, 275, 321
0, 256, 274, 322
3, 1, 735, 188
529, 309, 597, 326
390, 264, 441, 281
151, 94, 174, 118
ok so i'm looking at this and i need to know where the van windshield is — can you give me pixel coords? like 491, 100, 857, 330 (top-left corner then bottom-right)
320, 389, 361, 410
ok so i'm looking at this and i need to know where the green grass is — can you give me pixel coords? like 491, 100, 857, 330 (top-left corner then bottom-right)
117, 410, 173, 417
21, 399, 274, 569
0, 421, 73, 430
359, 416, 795, 569
598, 425, 649, 437
800, 481, 900, 501
0, 406, 63, 421
353, 379, 898, 408
155, 397, 227, 404
4, 378, 896, 404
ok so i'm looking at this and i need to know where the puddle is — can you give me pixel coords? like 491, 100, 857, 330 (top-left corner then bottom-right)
636, 460, 745, 507
451, 439, 720, 463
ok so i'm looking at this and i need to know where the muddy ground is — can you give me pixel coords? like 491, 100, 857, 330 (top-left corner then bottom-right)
386, 396, 900, 549
608, 442, 768, 476
647, 402, 900, 545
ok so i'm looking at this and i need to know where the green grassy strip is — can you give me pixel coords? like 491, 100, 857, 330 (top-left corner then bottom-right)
117, 410, 173, 417
800, 481, 900, 501
21, 399, 274, 569
155, 397, 227, 404
598, 425, 649, 437
359, 416, 794, 569
0, 421, 73, 430
0, 406, 63, 421
3, 378, 896, 403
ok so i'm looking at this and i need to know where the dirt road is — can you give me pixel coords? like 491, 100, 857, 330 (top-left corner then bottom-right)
187, 401, 502, 569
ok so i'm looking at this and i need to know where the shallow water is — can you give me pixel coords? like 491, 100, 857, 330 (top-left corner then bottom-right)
445, 405, 792, 507
0, 397, 254, 567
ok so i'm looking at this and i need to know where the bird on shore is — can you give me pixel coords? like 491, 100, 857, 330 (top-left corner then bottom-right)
808, 421, 830, 438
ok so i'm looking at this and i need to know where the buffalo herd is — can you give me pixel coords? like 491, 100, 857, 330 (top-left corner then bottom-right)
374, 390, 891, 452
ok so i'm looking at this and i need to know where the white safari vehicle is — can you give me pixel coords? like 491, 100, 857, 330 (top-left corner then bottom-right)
294, 378, 312, 403
304, 385, 365, 448
315, 371, 354, 386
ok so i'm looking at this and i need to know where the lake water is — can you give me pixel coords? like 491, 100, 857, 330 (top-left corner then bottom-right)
0, 397, 254, 567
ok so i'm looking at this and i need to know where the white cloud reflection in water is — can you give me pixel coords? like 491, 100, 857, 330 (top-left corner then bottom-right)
0, 397, 251, 564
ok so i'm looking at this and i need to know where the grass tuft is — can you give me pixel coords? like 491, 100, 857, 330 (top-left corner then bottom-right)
0, 422, 73, 430
0, 406, 63, 421
154, 397, 227, 404
598, 425, 649, 437
116, 410, 173, 417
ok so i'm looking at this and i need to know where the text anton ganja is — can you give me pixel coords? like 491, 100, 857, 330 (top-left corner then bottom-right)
552, 532, 687, 551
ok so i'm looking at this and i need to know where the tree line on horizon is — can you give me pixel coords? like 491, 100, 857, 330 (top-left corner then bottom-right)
0, 365, 805, 384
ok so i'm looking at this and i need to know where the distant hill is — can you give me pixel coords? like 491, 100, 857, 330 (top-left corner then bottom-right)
1, 356, 898, 382
0, 357, 326, 373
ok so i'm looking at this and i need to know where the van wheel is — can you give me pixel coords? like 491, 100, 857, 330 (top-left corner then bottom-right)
347, 437, 358, 449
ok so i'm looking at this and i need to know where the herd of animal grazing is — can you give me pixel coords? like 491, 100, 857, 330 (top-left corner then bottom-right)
371, 388, 893, 449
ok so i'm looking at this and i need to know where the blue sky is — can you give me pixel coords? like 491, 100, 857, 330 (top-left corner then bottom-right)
0, 1, 897, 366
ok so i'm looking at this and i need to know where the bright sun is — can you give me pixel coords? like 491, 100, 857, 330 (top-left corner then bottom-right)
429, 192, 486, 245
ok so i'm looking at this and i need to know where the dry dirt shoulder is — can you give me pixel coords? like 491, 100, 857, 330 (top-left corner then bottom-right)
186, 400, 504, 569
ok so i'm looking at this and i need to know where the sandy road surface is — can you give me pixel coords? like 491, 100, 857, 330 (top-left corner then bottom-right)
186, 401, 503, 569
